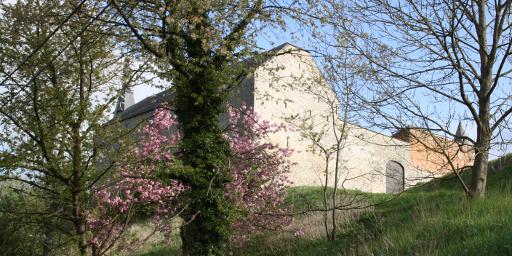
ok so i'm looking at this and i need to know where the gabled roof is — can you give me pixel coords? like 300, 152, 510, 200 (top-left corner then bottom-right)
242, 43, 304, 66
114, 43, 304, 121
392, 126, 461, 144
117, 89, 175, 121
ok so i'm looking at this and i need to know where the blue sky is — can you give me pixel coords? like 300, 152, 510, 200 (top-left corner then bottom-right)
2, 0, 510, 158
131, 13, 511, 158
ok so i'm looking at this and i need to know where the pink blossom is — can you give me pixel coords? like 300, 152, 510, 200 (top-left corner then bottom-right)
89, 105, 294, 252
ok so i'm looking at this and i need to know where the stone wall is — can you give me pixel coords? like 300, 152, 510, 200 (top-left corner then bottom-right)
251, 44, 417, 193
116, 43, 463, 194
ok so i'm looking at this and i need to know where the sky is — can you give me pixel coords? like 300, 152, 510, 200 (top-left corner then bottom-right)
1, 0, 510, 158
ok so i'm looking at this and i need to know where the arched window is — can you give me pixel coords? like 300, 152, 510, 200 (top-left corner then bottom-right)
386, 161, 405, 194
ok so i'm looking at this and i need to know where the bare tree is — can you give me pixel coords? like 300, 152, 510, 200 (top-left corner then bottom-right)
281, 46, 374, 241
288, 80, 351, 241
311, 0, 512, 198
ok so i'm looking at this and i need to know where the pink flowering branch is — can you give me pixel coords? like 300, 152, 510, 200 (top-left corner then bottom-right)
89, 104, 294, 253
224, 105, 294, 246
87, 108, 186, 255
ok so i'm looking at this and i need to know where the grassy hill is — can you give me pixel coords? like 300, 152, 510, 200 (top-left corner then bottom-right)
242, 155, 512, 256
344, 166, 512, 255
136, 155, 512, 255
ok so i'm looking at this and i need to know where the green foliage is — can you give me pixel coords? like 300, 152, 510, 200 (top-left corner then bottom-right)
0, 184, 42, 256
0, 0, 136, 254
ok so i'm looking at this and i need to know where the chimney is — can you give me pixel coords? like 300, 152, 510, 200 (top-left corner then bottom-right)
114, 57, 135, 116
113, 89, 135, 116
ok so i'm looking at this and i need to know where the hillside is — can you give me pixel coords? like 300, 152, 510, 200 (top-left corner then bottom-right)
344, 158, 512, 256
241, 155, 512, 256
135, 155, 512, 256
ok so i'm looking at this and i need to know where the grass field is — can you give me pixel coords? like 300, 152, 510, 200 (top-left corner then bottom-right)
341, 162, 512, 256
135, 155, 512, 255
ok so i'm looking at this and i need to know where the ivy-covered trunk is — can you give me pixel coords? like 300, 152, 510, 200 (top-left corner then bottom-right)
174, 65, 234, 255
111, 0, 267, 253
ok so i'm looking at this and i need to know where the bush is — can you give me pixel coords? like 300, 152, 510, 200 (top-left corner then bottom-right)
0, 183, 42, 256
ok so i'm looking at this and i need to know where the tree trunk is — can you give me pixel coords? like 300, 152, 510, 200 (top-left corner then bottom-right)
469, 44, 493, 198
175, 66, 233, 255
180, 188, 232, 256
467, 1, 493, 198
72, 191, 87, 256
469, 64, 491, 198
331, 145, 341, 241
72, 36, 87, 256
322, 157, 330, 240
77, 222, 87, 256
42, 223, 52, 256
469, 132, 490, 198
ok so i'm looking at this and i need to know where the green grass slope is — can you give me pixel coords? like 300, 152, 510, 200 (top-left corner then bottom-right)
344, 165, 512, 256
135, 156, 512, 255
344, 166, 512, 255
243, 156, 512, 256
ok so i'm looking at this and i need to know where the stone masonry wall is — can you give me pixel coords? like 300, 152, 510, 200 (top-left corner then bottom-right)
252, 44, 421, 193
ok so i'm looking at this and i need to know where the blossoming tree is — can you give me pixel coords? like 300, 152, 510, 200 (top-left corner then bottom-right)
88, 105, 293, 254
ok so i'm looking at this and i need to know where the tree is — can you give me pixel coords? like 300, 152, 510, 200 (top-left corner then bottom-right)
281, 45, 373, 241
0, 182, 43, 256
109, 0, 287, 254
88, 108, 187, 255
94, 105, 293, 253
0, 0, 147, 254
315, 0, 512, 198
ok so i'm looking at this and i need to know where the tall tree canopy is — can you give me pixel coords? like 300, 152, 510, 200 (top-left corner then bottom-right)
110, 1, 288, 254
0, 0, 144, 254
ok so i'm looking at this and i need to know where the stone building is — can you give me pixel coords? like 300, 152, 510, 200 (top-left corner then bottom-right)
114, 43, 473, 194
